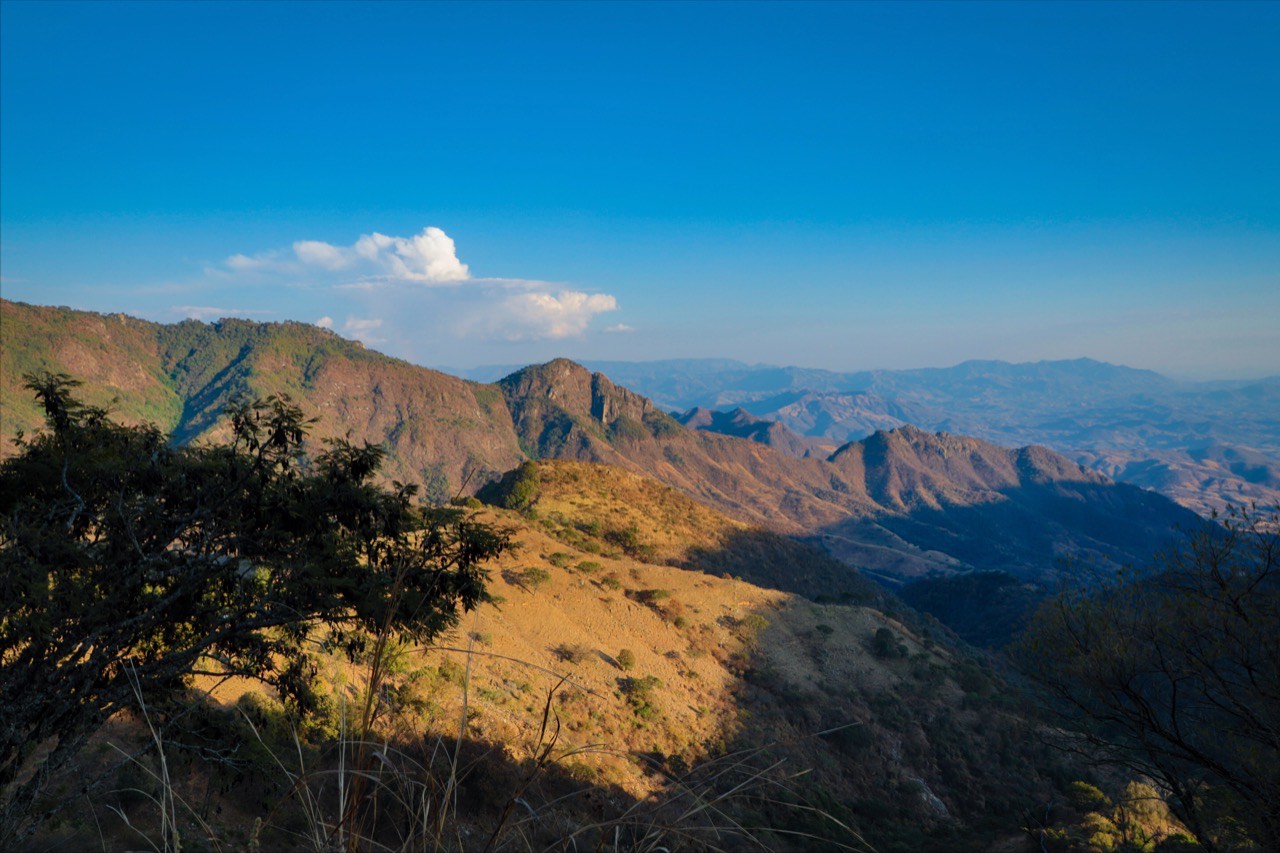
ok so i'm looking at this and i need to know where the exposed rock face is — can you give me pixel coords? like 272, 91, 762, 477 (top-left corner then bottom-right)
591, 371, 654, 426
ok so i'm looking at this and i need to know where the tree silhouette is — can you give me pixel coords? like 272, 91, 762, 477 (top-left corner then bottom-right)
1015, 507, 1279, 851
0, 374, 509, 841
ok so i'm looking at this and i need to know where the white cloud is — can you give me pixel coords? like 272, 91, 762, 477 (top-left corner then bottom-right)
343, 316, 383, 334
481, 291, 619, 340
171, 305, 268, 320
294, 241, 352, 271
224, 226, 468, 284
225, 253, 276, 272
604, 323, 635, 333
216, 226, 622, 343
351, 227, 470, 282
342, 316, 385, 343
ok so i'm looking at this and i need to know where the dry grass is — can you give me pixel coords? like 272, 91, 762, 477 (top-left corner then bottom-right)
24, 464, 1049, 850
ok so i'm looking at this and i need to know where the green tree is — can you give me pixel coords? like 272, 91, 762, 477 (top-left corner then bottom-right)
476, 460, 541, 513
1015, 507, 1279, 851
0, 374, 510, 842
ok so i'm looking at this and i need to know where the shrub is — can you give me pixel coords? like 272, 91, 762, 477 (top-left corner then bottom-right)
616, 648, 637, 670
554, 643, 593, 665
520, 567, 552, 589
608, 416, 647, 444
605, 524, 654, 560
476, 460, 541, 513
620, 675, 662, 718
436, 659, 467, 687
872, 627, 907, 659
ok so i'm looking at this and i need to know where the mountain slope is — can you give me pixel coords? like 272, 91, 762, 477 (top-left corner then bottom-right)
492, 358, 1199, 585
2, 301, 524, 499
3, 300, 1200, 593
435, 471, 1081, 848
48, 459, 1088, 849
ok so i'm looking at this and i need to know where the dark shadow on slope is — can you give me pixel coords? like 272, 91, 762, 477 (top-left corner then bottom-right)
170, 345, 256, 443
29, 693, 766, 853
704, 595, 1083, 852
677, 527, 885, 606
813, 478, 1202, 647
898, 571, 1043, 648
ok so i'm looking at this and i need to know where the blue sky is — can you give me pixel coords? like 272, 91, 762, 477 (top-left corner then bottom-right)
2, 1, 1277, 379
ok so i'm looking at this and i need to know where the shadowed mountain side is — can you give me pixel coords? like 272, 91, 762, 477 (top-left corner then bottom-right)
812, 426, 1200, 584
899, 571, 1044, 648
717, 607, 1078, 850
819, 478, 1195, 587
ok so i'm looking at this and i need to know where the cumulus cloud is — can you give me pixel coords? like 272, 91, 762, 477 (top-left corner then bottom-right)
342, 316, 385, 343
217, 226, 622, 343
479, 291, 619, 340
350, 228, 469, 282
294, 241, 352, 271
224, 226, 469, 284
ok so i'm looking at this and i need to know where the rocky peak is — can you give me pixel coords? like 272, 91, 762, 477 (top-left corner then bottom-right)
590, 371, 655, 427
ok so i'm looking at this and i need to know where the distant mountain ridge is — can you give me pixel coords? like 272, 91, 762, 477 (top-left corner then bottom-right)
2, 300, 1200, 606
574, 357, 1280, 516
677, 406, 828, 458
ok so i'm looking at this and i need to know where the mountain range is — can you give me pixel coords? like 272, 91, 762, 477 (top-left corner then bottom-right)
560, 357, 1280, 518
0, 299, 1247, 844
3, 301, 1202, 607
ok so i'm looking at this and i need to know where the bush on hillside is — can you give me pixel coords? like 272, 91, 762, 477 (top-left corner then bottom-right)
476, 460, 541, 513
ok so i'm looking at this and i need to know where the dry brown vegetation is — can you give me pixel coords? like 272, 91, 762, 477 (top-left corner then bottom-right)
26, 467, 1087, 851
